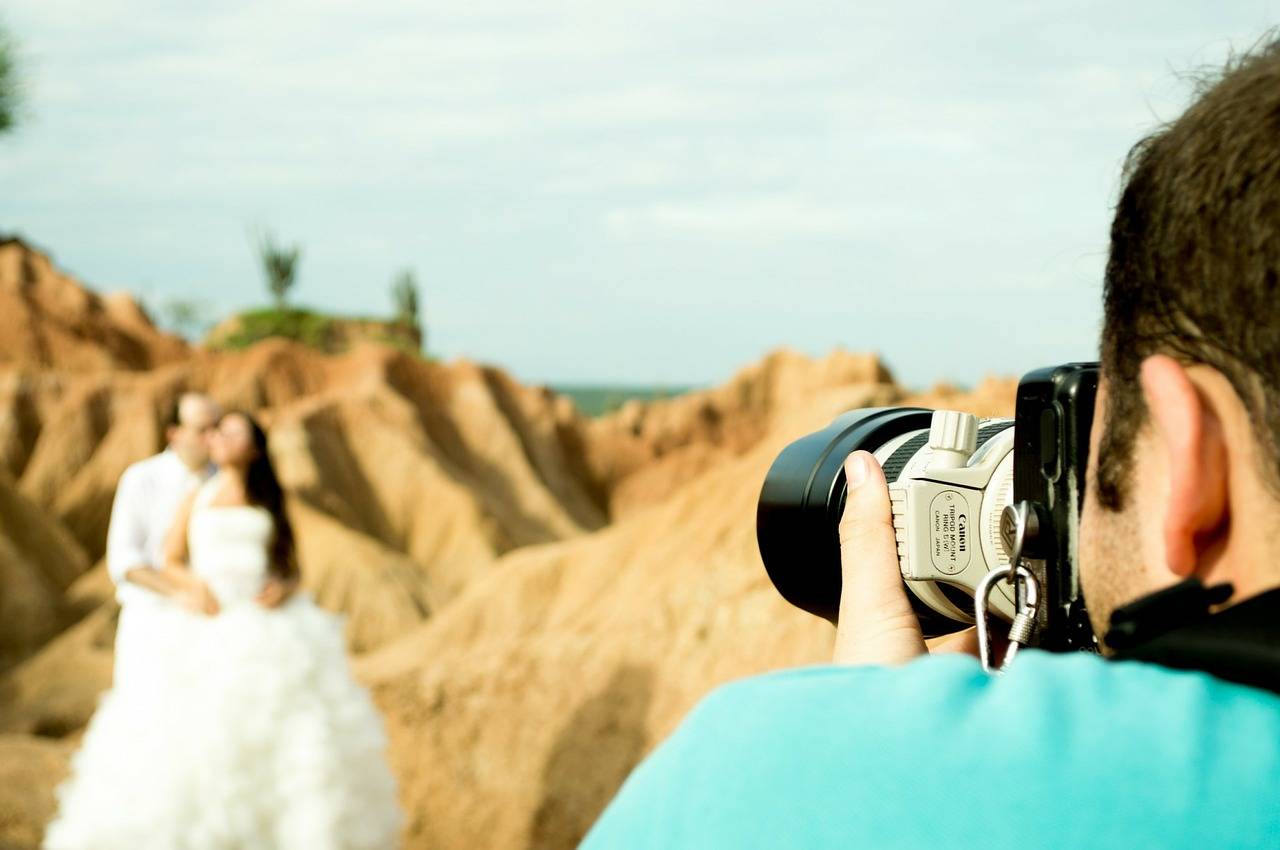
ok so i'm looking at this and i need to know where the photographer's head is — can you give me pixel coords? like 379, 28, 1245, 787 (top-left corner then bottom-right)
1082, 37, 1280, 646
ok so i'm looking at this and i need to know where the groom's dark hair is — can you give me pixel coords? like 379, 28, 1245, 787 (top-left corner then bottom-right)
165, 400, 182, 429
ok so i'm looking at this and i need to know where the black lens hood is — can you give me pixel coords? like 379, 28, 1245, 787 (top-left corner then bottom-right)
756, 407, 933, 624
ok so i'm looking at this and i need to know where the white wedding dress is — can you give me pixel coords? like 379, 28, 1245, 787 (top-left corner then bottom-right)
44, 479, 403, 850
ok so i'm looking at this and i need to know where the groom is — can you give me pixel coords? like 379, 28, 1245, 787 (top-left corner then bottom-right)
105, 392, 220, 688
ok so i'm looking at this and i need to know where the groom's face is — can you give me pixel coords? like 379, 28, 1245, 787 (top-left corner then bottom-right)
169, 396, 220, 468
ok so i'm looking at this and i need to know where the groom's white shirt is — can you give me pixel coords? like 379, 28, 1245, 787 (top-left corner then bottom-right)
106, 449, 213, 608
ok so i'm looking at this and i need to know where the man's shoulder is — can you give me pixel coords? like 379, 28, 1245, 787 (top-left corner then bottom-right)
710, 647, 1280, 704
682, 651, 1280, 807
585, 653, 1280, 849
119, 451, 170, 485
697, 651, 1280, 751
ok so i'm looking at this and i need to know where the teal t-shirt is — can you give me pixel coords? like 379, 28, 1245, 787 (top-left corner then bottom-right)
582, 651, 1280, 849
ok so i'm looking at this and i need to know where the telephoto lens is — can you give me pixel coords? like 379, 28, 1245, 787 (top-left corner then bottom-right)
757, 408, 1019, 637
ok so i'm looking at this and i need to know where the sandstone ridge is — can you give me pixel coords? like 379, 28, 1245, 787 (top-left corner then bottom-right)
0, 236, 189, 371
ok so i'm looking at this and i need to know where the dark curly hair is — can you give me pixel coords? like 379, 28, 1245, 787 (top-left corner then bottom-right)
1097, 35, 1280, 511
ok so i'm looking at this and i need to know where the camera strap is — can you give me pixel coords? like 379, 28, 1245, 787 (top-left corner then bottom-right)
1108, 581, 1280, 696
975, 501, 1044, 674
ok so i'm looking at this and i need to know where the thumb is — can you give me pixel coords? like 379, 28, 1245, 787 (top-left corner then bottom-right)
834, 451, 927, 665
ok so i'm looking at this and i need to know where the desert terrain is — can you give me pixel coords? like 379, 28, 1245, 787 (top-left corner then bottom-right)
0, 236, 1016, 850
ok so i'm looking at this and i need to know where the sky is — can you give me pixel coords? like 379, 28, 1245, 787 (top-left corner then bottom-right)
2, 1, 1278, 388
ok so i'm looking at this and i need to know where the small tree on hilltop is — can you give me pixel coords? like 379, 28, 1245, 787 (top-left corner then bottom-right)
391, 268, 424, 350
0, 21, 22, 135
256, 231, 300, 310
391, 268, 419, 325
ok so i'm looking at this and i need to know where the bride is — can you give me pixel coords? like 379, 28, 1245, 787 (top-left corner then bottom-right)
44, 411, 403, 850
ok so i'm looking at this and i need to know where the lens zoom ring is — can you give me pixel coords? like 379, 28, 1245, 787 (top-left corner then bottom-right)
975, 421, 1013, 444
881, 420, 1011, 483
880, 432, 930, 483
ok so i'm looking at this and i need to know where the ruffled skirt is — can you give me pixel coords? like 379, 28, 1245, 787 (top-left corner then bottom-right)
43, 595, 403, 850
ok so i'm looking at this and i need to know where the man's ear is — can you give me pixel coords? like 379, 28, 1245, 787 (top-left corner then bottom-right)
1140, 355, 1229, 578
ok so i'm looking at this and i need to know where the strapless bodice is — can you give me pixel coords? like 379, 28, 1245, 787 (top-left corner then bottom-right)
188, 484, 274, 606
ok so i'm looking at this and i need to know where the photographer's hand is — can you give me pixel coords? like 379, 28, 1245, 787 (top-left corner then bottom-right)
832, 451, 928, 665
832, 451, 990, 663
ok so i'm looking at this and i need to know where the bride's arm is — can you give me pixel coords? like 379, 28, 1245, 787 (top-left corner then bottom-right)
160, 490, 197, 572
159, 491, 220, 615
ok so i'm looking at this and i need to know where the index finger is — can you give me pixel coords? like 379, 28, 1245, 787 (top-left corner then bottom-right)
833, 451, 927, 665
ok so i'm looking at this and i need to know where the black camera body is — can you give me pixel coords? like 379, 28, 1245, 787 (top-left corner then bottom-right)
756, 362, 1099, 651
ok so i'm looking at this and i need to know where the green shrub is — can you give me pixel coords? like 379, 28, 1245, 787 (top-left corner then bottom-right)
214, 307, 335, 350
209, 306, 431, 357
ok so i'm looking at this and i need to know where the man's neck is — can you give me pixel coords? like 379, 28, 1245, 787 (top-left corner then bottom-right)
164, 447, 209, 475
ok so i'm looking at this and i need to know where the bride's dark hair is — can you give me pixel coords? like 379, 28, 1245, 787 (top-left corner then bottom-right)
232, 411, 298, 581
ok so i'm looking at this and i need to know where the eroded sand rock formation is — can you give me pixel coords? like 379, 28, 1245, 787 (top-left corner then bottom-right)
0, 469, 90, 672
356, 375, 1018, 849
0, 237, 189, 371
0, 243, 1016, 850
580, 347, 895, 517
